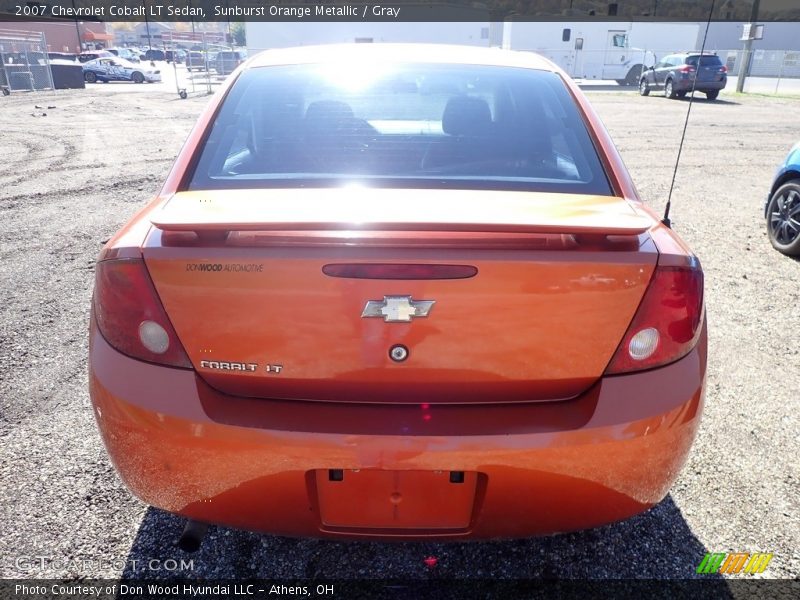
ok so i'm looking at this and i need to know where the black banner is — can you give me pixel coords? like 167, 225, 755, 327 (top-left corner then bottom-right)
2, 579, 800, 600
1, 0, 800, 23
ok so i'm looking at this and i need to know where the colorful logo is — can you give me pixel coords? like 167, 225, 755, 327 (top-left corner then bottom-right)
696, 552, 773, 574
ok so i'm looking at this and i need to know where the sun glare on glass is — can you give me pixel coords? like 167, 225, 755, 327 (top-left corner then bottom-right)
318, 62, 387, 91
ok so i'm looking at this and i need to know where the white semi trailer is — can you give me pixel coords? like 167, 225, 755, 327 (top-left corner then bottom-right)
502, 21, 701, 85
246, 22, 493, 54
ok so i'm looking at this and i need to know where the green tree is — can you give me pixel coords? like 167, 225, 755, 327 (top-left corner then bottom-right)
231, 22, 246, 47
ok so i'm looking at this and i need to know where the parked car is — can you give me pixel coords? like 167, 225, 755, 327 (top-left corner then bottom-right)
78, 50, 114, 63
639, 52, 727, 100
165, 49, 186, 64
765, 142, 800, 256
107, 48, 140, 63
186, 51, 210, 72
48, 52, 77, 62
215, 50, 247, 75
141, 49, 165, 62
82, 57, 161, 84
78, 51, 114, 63
90, 44, 706, 544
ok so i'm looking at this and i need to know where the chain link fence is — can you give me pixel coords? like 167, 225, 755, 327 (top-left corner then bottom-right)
0, 29, 54, 93
519, 46, 800, 95
718, 48, 800, 95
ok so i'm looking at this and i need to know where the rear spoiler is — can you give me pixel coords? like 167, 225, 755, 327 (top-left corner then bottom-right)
150, 190, 653, 237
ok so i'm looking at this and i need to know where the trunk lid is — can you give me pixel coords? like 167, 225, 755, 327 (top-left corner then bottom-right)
697, 64, 724, 82
144, 189, 657, 403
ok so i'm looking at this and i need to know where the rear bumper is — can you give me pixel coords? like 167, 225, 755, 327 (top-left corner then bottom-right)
674, 78, 726, 92
89, 322, 707, 540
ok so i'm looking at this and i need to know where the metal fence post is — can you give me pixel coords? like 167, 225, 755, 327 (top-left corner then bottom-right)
42, 33, 54, 91
736, 44, 752, 93
775, 50, 784, 95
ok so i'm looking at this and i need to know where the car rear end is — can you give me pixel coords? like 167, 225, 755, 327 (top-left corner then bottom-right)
89, 45, 706, 539
144, 49, 165, 62
674, 54, 727, 94
186, 51, 207, 71
216, 51, 245, 75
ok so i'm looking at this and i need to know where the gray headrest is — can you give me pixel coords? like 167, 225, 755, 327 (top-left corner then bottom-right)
305, 100, 354, 123
441, 96, 492, 136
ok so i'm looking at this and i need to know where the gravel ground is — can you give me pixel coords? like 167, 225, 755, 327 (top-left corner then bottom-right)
0, 83, 797, 583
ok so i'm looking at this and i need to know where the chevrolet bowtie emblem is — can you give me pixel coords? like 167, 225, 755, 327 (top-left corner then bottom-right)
361, 296, 435, 323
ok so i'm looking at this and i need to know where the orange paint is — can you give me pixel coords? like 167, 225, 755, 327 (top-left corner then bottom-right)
89, 44, 706, 540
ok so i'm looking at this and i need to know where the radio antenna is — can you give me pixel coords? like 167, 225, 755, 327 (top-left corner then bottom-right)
663, 0, 717, 228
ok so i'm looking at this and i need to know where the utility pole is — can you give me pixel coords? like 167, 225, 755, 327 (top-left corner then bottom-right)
144, 0, 152, 50
70, 0, 81, 52
736, 0, 761, 93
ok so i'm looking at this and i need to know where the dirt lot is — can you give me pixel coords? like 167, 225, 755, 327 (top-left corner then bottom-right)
0, 83, 798, 582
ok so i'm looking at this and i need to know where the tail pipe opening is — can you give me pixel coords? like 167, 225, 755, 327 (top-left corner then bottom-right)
177, 520, 208, 553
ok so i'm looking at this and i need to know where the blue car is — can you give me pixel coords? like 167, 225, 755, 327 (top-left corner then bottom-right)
766, 142, 800, 256
82, 58, 161, 84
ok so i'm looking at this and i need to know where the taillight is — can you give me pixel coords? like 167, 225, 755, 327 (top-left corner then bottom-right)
720, 65, 728, 73
678, 65, 696, 74
93, 258, 192, 368
605, 263, 704, 374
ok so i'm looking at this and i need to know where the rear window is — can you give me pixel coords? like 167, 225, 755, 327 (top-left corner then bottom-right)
686, 55, 723, 67
187, 63, 612, 195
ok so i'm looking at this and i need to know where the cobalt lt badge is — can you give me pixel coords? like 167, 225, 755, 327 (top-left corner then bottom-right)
361, 296, 435, 323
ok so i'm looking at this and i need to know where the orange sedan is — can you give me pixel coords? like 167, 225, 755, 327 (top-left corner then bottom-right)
89, 44, 706, 544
